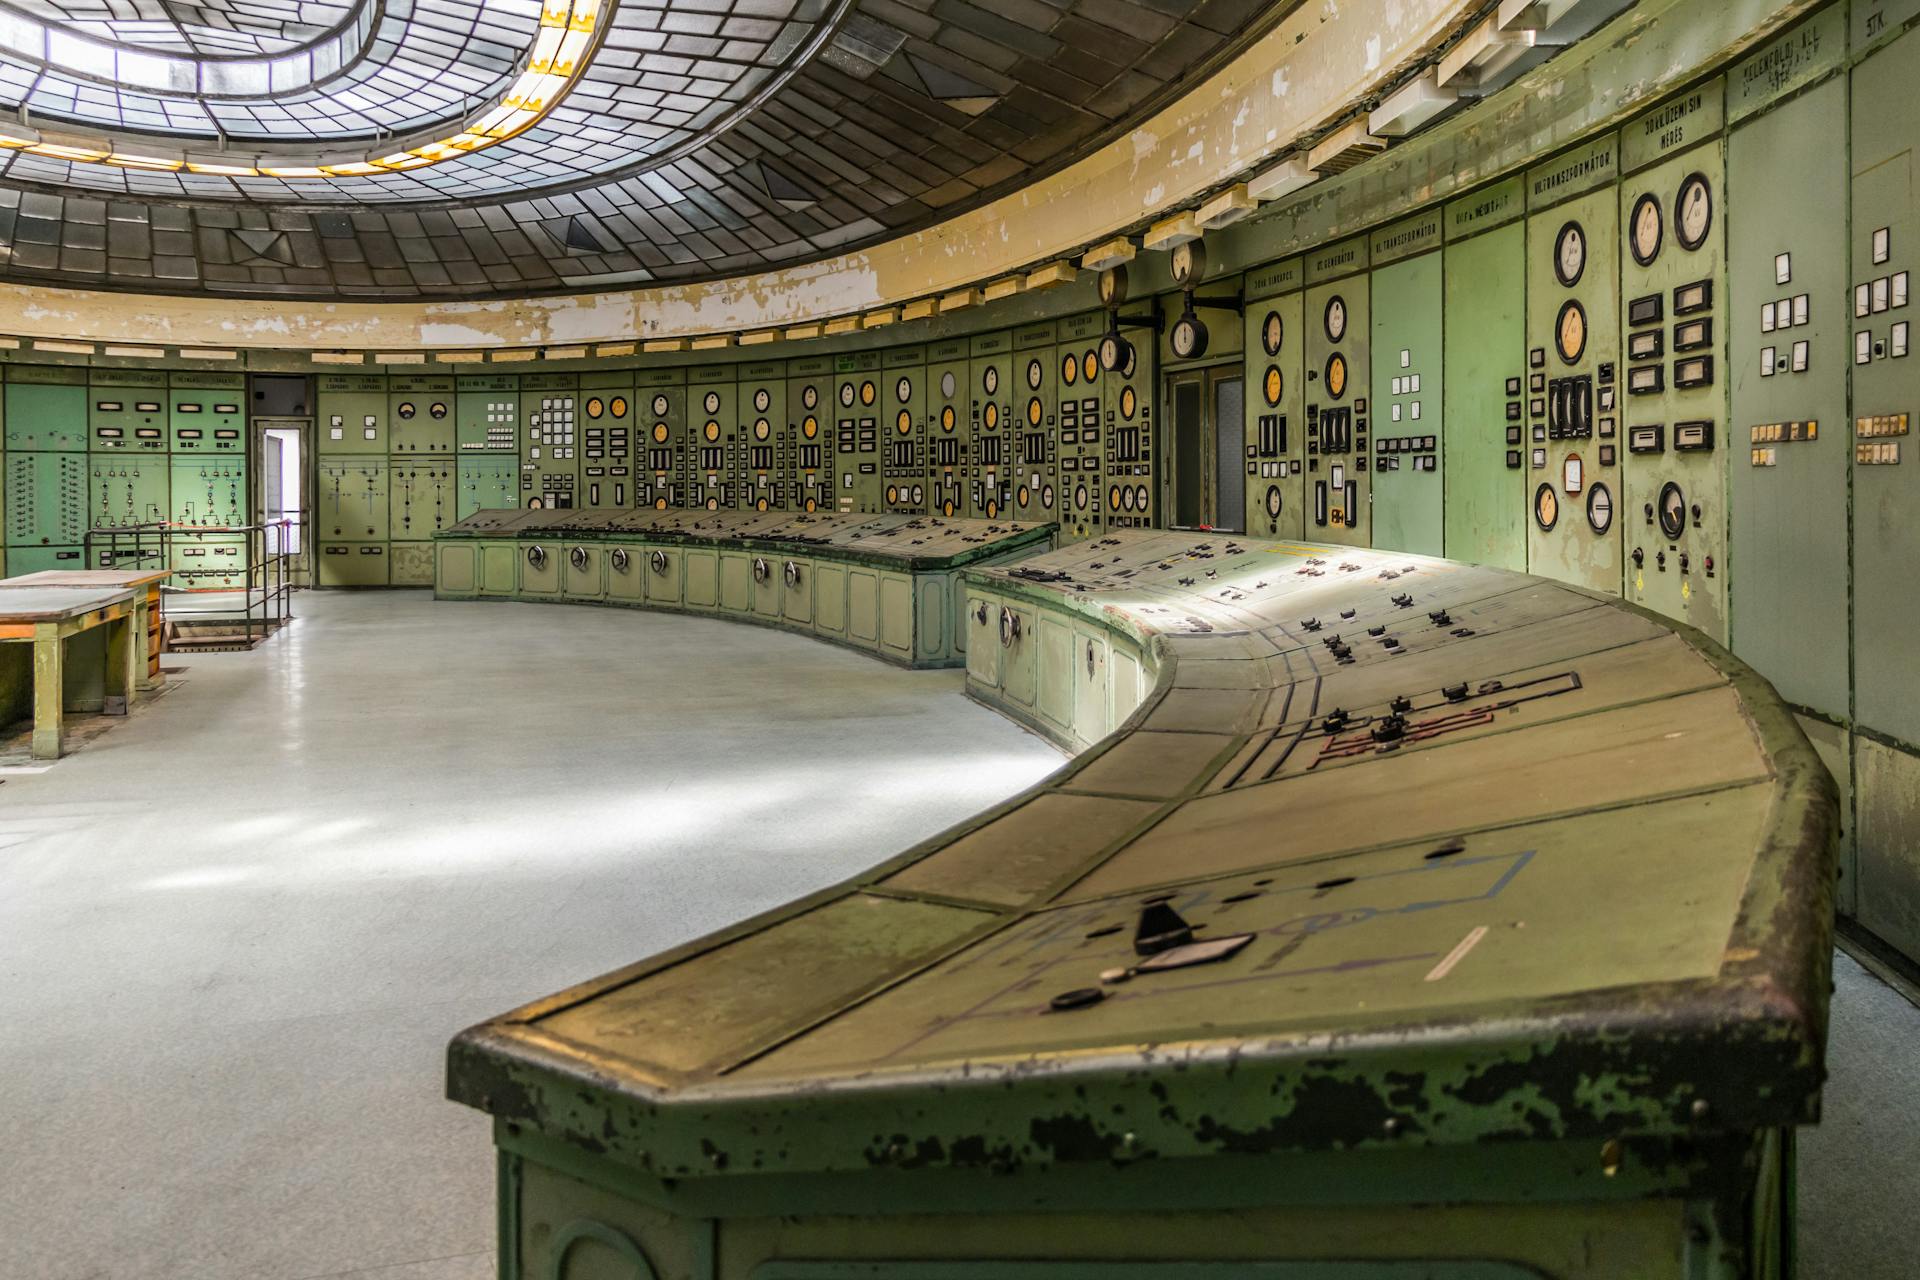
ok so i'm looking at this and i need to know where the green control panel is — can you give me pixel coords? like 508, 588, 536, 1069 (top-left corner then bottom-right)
1305, 237, 1370, 544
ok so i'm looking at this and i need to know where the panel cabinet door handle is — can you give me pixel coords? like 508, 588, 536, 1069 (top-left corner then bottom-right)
569, 545, 589, 570
784, 560, 801, 588
650, 550, 668, 575
526, 544, 547, 568
974, 600, 988, 625
753, 556, 770, 583
1000, 606, 1020, 648
610, 548, 630, 571
1086, 639, 1096, 679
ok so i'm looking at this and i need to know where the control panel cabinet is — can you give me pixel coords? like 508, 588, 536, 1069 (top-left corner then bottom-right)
1304, 243, 1372, 544
927, 341, 970, 517
580, 373, 634, 508
643, 544, 685, 606
1055, 313, 1105, 541
778, 553, 814, 625
1619, 93, 1728, 641
88, 453, 169, 531
388, 374, 455, 456
455, 375, 520, 455
787, 359, 831, 513
6, 450, 87, 557
1441, 181, 1528, 572
390, 459, 455, 585
1368, 225, 1445, 557
1012, 323, 1059, 523
561, 541, 608, 602
637, 376, 686, 510
88, 370, 169, 453
521, 374, 579, 509
318, 374, 386, 455
1244, 265, 1305, 539
1525, 139, 1623, 594
169, 372, 246, 455
317, 457, 390, 541
968, 333, 1012, 519
687, 376, 737, 510
737, 361, 788, 512
964, 589, 1001, 690
833, 353, 882, 513
881, 348, 925, 514
169, 454, 245, 528
519, 539, 563, 598
174, 532, 250, 588
604, 543, 645, 603
458, 456, 518, 519
6, 373, 89, 452
1729, 62, 1847, 719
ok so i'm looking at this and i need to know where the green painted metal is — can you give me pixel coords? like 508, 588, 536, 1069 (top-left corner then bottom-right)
522, 373, 581, 511
6, 380, 88, 452
926, 341, 969, 519
456, 375, 521, 455
688, 373, 737, 510
88, 452, 169, 531
1243, 270, 1304, 540
969, 333, 1013, 519
317, 457, 390, 541
1367, 235, 1445, 556
1728, 56, 1849, 719
1441, 201, 1527, 571
1303, 239, 1370, 544
1524, 138, 1623, 594
87, 369, 169, 454
168, 454, 245, 527
642, 379, 689, 510
1618, 84, 1730, 643
1054, 313, 1104, 542
388, 374, 456, 457
5, 450, 86, 553
165, 371, 246, 457
458, 456, 518, 519
318, 373, 388, 456
580, 378, 635, 509
390, 459, 455, 542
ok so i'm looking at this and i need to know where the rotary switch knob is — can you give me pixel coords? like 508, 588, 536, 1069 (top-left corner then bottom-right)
610, 548, 630, 571
784, 560, 801, 588
526, 544, 548, 569
753, 556, 770, 583
649, 549, 668, 575
568, 545, 589, 570
1632, 547, 1645, 567
999, 606, 1021, 647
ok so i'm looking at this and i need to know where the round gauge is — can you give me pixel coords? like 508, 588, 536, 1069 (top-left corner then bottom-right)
802, 415, 818, 439
1171, 311, 1209, 360
1074, 484, 1088, 511
1263, 365, 1283, 407
940, 370, 956, 398
653, 393, 670, 416
1099, 331, 1132, 374
1586, 482, 1614, 534
802, 386, 817, 410
1042, 483, 1055, 508
805, 496, 818, 512
983, 366, 999, 396
1262, 310, 1283, 356
985, 498, 998, 517
1324, 352, 1348, 399
1630, 192, 1663, 267
1098, 265, 1129, 307
704, 391, 720, 414
754, 418, 770, 441
1061, 353, 1077, 386
703, 420, 720, 441
1658, 480, 1687, 539
1534, 482, 1560, 531
1324, 295, 1347, 342
1027, 397, 1043, 427
1265, 485, 1282, 518
655, 496, 669, 510
839, 383, 855, 408
397, 402, 416, 419
757, 497, 770, 512
985, 402, 999, 430
912, 485, 923, 504
705, 496, 718, 510
1028, 358, 1044, 390
943, 498, 955, 516
430, 402, 448, 419
652, 422, 669, 443
940, 405, 956, 432
1083, 351, 1099, 384
896, 409, 912, 435
1171, 239, 1207, 286
1017, 487, 1030, 509
886, 485, 898, 504
1554, 220, 1586, 287
755, 388, 771, 412
586, 397, 604, 419
895, 376, 911, 403
1134, 483, 1149, 511
1120, 385, 1137, 419
1120, 485, 1134, 511
1555, 299, 1588, 364
610, 397, 627, 418
1109, 484, 1122, 511
1676, 172, 1712, 251
860, 381, 876, 406
1120, 342, 1138, 379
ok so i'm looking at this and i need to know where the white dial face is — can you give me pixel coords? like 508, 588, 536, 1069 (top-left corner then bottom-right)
1172, 240, 1204, 284
1324, 296, 1346, 342
1173, 317, 1199, 358
1026, 359, 1043, 390
1678, 175, 1712, 248
839, 383, 854, 407
1556, 222, 1585, 284
1587, 483, 1613, 533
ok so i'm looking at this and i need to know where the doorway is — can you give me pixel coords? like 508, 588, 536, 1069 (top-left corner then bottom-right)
1165, 365, 1245, 531
255, 418, 313, 587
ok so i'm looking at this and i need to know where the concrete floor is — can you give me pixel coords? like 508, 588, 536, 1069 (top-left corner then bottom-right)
0, 589, 1912, 1279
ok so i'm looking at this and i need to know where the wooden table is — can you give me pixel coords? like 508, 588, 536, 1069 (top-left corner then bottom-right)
0, 586, 140, 759
0, 569, 170, 689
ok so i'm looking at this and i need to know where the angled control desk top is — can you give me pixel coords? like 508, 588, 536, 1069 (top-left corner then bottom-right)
446, 530, 1838, 1277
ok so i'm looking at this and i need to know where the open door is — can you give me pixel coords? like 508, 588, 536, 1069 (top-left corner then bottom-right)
254, 418, 312, 588
1164, 366, 1245, 531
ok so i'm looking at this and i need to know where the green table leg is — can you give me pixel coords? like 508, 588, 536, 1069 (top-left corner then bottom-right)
32, 622, 63, 761
105, 612, 135, 715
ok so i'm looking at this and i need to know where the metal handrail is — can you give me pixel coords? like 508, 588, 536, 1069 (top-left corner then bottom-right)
83, 520, 297, 648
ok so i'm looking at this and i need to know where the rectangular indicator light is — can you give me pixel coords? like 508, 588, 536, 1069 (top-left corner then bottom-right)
1673, 421, 1715, 451
1628, 424, 1665, 453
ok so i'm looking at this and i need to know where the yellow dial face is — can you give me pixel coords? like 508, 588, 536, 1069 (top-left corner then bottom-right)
941, 405, 956, 431
585, 397, 604, 418
1535, 482, 1560, 530
652, 423, 669, 443
610, 397, 627, 418
1120, 386, 1136, 419
1082, 351, 1098, 383
1027, 397, 1042, 427
754, 418, 770, 440
859, 381, 876, 406
1325, 353, 1348, 399
1061, 353, 1077, 385
896, 410, 912, 434
985, 402, 999, 430
703, 420, 720, 441
802, 415, 818, 439
1556, 299, 1588, 364
1263, 366, 1283, 406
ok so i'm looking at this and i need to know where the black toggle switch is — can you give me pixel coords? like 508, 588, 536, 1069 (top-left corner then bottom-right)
1322, 708, 1351, 731
1428, 610, 1452, 626
1632, 547, 1645, 567
1442, 682, 1469, 703
1367, 625, 1386, 636
1372, 714, 1407, 744
1301, 618, 1321, 631
1390, 695, 1413, 713
1656, 550, 1667, 572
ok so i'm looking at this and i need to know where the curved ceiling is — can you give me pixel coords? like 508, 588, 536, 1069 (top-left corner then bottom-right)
0, 0, 1284, 298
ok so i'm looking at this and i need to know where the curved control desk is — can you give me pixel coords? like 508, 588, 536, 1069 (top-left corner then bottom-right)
443, 527, 1837, 1280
